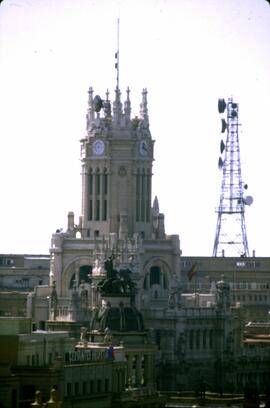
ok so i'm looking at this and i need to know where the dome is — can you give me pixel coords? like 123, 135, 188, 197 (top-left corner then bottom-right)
216, 275, 230, 292
216, 279, 230, 291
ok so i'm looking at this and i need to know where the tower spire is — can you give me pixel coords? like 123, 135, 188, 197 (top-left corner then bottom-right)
213, 97, 252, 257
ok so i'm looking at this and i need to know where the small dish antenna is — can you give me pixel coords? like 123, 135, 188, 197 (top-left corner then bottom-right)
218, 157, 223, 170
243, 196, 253, 206
220, 140, 225, 154
93, 95, 103, 112
221, 118, 227, 133
218, 98, 226, 114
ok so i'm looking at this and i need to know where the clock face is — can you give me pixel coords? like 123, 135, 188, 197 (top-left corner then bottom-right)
93, 140, 105, 156
139, 140, 148, 156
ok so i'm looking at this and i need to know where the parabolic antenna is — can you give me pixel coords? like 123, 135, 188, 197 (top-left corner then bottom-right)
220, 139, 225, 154
243, 196, 253, 206
218, 157, 223, 170
221, 119, 227, 133
93, 95, 103, 112
231, 109, 238, 118
218, 98, 226, 114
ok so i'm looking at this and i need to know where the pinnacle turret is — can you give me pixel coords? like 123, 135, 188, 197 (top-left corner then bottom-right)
140, 88, 149, 129
113, 87, 123, 124
85, 87, 152, 136
86, 86, 94, 132
124, 87, 131, 122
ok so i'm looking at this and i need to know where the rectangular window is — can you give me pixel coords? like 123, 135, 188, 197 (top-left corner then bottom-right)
97, 379, 102, 393
203, 330, 207, 349
89, 174, 93, 195
67, 383, 72, 397
75, 382, 79, 396
103, 174, 108, 194
189, 330, 194, 350
103, 200, 107, 221
96, 199, 100, 220
209, 330, 213, 349
96, 174, 100, 195
196, 330, 200, 349
82, 381, 87, 395
90, 380, 94, 393
146, 174, 151, 222
136, 174, 140, 222
141, 174, 145, 221
89, 200, 93, 221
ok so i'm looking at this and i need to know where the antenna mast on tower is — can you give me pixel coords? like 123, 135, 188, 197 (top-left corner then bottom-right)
212, 98, 253, 257
115, 18, 120, 90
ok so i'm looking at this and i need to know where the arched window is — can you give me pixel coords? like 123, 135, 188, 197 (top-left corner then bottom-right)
150, 266, 160, 286
69, 265, 92, 288
80, 265, 92, 283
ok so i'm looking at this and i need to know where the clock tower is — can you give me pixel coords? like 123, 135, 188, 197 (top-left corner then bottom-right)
49, 82, 181, 319
80, 86, 154, 240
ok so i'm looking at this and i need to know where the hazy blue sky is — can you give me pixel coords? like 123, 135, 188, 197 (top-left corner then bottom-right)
0, 0, 270, 256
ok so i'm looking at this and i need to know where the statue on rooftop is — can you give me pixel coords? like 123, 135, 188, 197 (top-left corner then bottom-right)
97, 256, 136, 295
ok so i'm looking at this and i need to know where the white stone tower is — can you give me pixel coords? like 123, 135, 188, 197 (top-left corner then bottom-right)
49, 81, 181, 320
80, 86, 154, 241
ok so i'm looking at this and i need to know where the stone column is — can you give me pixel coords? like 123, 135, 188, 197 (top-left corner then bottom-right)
127, 354, 133, 387
92, 170, 96, 221
135, 355, 142, 386
100, 170, 104, 221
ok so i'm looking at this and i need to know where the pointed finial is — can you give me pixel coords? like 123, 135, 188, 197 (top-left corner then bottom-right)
124, 86, 131, 120
104, 89, 111, 118
86, 87, 95, 133
140, 88, 149, 127
153, 196, 159, 216
113, 87, 122, 122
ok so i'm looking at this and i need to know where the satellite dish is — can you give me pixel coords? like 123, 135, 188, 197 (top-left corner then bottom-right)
93, 95, 103, 112
220, 139, 225, 154
231, 109, 238, 118
244, 184, 248, 190
221, 119, 227, 133
243, 196, 253, 206
218, 157, 223, 169
218, 98, 226, 113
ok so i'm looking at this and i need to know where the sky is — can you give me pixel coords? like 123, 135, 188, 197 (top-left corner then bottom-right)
0, 0, 270, 256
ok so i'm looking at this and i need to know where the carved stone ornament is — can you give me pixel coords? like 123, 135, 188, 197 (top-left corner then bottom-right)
118, 165, 127, 177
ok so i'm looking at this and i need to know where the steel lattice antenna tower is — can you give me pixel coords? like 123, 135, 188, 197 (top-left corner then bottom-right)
213, 97, 253, 257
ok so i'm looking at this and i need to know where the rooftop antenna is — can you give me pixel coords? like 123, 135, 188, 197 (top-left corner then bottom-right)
212, 97, 253, 257
115, 18, 120, 90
